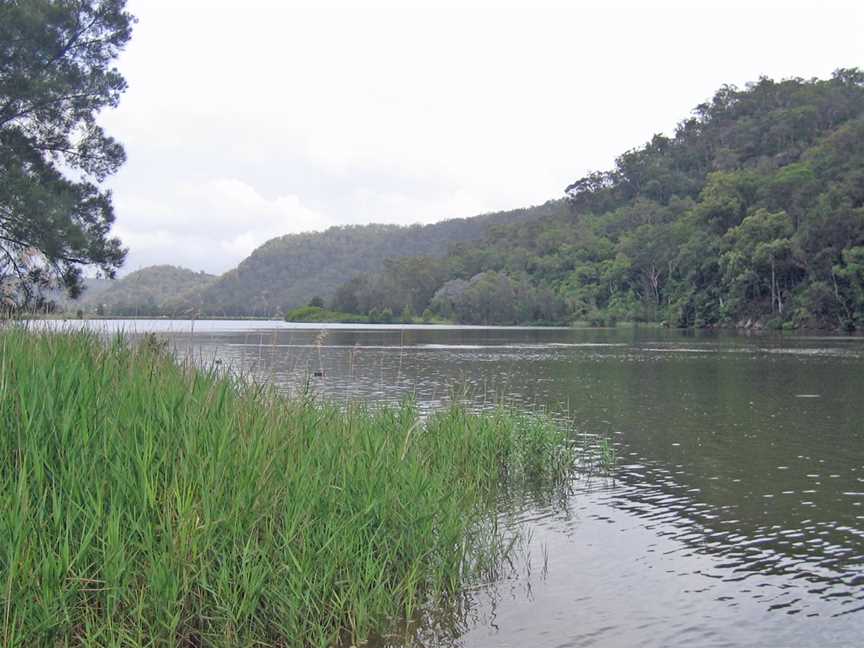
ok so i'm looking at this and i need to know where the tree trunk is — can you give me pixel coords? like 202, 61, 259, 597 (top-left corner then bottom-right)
648, 264, 661, 305
770, 257, 776, 314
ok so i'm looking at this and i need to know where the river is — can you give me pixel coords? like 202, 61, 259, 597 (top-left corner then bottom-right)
47, 320, 864, 646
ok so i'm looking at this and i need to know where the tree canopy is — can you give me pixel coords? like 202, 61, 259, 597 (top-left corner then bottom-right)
0, 0, 134, 310
78, 265, 216, 316
341, 70, 864, 329
180, 205, 555, 317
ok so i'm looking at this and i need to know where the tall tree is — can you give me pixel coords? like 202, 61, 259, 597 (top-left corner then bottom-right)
0, 0, 134, 310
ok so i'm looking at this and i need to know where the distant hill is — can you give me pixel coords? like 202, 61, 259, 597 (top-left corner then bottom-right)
325, 70, 864, 329
78, 265, 217, 316
188, 204, 561, 316
63, 73, 864, 328
48, 277, 113, 313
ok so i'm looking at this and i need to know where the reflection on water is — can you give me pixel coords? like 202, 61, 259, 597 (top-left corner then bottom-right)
39, 320, 864, 646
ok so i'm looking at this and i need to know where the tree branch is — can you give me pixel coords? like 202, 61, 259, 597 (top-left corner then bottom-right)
0, 234, 89, 265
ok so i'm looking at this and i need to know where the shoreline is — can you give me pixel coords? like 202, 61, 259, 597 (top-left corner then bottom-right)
24, 313, 861, 335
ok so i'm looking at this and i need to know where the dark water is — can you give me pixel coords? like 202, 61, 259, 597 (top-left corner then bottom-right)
57, 320, 864, 646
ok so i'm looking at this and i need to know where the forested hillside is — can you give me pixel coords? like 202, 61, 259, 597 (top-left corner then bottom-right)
67, 71, 864, 328
47, 278, 112, 314
80, 265, 216, 316
333, 70, 864, 329
188, 206, 558, 316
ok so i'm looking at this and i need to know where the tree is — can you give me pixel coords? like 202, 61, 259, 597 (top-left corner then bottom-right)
400, 304, 414, 324
721, 209, 798, 314
619, 223, 680, 314
430, 279, 469, 320
0, 0, 134, 310
832, 246, 864, 328
308, 295, 325, 308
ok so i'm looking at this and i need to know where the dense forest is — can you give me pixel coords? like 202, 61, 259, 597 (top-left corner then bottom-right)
191, 207, 558, 316
70, 71, 864, 329
79, 265, 216, 316
330, 70, 864, 329
74, 206, 554, 317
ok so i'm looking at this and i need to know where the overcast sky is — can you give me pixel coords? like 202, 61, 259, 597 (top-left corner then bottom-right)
100, 0, 864, 275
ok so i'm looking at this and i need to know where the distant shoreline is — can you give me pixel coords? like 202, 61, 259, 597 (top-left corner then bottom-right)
21, 314, 863, 335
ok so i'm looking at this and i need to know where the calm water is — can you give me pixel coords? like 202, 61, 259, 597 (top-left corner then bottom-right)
52, 320, 864, 646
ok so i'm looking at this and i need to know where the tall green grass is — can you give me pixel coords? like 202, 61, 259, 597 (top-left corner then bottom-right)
0, 328, 575, 646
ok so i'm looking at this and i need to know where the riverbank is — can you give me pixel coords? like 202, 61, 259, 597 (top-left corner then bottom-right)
0, 328, 577, 646
32, 310, 857, 332
284, 305, 453, 325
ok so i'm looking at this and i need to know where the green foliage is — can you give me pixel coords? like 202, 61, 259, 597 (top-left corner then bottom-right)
0, 0, 135, 310
284, 305, 367, 323
365, 70, 864, 330
0, 329, 576, 645
183, 207, 553, 317
598, 436, 618, 473
75, 265, 216, 317
720, 209, 798, 315
400, 303, 415, 323
429, 271, 566, 325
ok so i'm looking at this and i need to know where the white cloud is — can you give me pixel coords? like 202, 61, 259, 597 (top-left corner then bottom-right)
114, 178, 328, 274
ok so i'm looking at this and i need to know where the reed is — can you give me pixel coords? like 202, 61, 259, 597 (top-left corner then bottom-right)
0, 328, 576, 647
